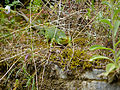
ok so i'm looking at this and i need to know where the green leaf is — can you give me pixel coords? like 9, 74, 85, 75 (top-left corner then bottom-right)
32, 77, 35, 90
100, 19, 112, 28
116, 56, 120, 64
101, 1, 112, 9
113, 9, 120, 20
109, 0, 114, 5
114, 20, 120, 37
90, 55, 114, 62
25, 77, 31, 87
106, 63, 115, 72
115, 40, 120, 47
89, 45, 114, 53
104, 63, 115, 76
116, 49, 120, 58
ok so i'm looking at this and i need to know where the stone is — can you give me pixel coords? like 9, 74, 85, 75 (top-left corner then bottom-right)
81, 81, 120, 90
81, 69, 107, 80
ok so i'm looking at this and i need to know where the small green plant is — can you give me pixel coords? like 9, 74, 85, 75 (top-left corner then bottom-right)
5, 0, 10, 5
22, 62, 36, 89
27, 0, 43, 12
89, 0, 120, 82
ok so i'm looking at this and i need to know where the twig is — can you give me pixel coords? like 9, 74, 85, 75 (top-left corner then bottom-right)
0, 51, 26, 63
72, 16, 96, 41
51, 10, 87, 23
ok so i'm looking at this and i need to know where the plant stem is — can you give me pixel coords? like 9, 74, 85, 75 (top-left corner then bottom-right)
111, 2, 117, 66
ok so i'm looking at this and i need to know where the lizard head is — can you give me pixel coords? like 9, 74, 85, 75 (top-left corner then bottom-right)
58, 36, 72, 46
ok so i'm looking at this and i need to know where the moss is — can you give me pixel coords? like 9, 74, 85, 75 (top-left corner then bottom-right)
70, 49, 92, 70
73, 37, 88, 45
49, 48, 92, 70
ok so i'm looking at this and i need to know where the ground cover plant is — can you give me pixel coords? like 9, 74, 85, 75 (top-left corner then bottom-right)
90, 0, 120, 83
0, 0, 120, 89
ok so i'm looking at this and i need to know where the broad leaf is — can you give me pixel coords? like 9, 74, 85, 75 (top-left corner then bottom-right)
103, 63, 115, 76
90, 55, 114, 62
106, 63, 115, 72
114, 20, 120, 37
100, 19, 112, 28
89, 45, 114, 53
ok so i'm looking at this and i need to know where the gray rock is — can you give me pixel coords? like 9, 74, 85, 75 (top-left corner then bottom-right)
81, 69, 107, 80
81, 81, 120, 90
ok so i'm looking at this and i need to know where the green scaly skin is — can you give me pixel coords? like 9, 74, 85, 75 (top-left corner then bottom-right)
44, 26, 71, 46
18, 11, 71, 46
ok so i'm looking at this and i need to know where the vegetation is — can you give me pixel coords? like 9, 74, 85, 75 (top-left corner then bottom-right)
0, 0, 120, 89
89, 0, 120, 83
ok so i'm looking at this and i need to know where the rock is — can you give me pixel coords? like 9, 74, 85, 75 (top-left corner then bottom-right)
66, 80, 82, 90
80, 69, 120, 90
81, 69, 107, 80
81, 81, 120, 90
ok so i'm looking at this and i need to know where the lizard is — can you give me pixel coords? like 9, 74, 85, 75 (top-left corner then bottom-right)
18, 11, 71, 46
